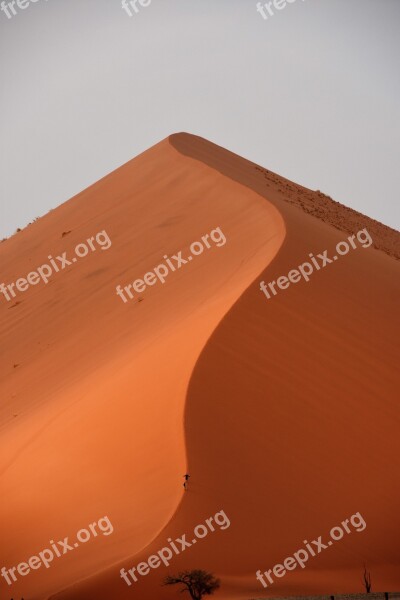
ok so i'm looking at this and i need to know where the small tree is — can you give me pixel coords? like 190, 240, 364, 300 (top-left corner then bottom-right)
164, 569, 220, 600
363, 563, 372, 593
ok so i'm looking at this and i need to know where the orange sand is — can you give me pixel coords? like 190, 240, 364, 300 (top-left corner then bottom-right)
0, 134, 399, 600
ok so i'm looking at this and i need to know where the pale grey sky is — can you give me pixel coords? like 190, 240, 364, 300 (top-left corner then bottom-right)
1, 0, 399, 239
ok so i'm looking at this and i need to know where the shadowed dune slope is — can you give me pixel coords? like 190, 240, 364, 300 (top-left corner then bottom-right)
50, 134, 400, 600
0, 137, 285, 600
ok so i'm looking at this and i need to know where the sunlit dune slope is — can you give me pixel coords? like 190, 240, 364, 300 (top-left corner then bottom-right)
0, 137, 285, 600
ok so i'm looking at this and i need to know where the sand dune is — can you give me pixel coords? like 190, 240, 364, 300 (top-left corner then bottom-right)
0, 136, 284, 599
0, 134, 399, 600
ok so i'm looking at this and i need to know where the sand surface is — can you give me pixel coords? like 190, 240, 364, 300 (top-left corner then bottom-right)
0, 134, 399, 600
